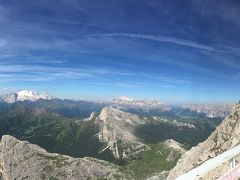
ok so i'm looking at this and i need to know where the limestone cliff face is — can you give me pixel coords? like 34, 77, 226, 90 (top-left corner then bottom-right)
167, 102, 240, 179
97, 107, 149, 159
0, 135, 127, 180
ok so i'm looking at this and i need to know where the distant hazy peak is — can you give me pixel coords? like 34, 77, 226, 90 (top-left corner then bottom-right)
0, 90, 53, 103
181, 103, 233, 118
112, 96, 162, 106
115, 96, 135, 102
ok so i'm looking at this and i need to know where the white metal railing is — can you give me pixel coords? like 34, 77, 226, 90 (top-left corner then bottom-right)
218, 158, 240, 180
176, 145, 240, 180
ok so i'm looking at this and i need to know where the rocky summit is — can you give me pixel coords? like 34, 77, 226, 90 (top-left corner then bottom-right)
167, 102, 240, 179
96, 106, 149, 159
0, 135, 127, 180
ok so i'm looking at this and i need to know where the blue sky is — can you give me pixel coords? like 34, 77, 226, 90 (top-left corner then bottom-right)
0, 0, 240, 103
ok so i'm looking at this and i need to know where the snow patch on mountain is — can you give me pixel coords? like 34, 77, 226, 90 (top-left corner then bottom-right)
1, 90, 52, 103
113, 96, 162, 106
112, 96, 172, 115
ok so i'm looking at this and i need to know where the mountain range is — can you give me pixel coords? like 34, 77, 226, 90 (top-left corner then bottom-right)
0, 90, 233, 118
0, 95, 220, 179
0, 90, 238, 179
0, 90, 52, 103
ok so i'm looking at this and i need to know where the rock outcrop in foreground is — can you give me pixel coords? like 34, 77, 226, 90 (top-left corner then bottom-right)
167, 102, 240, 179
0, 135, 127, 180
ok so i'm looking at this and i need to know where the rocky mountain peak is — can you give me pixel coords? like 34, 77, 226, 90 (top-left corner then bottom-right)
0, 90, 52, 103
234, 100, 240, 109
97, 106, 149, 159
99, 106, 116, 121
17, 90, 52, 102
99, 106, 144, 125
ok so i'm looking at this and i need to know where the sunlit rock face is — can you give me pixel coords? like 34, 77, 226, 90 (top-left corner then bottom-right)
97, 106, 149, 159
167, 102, 240, 179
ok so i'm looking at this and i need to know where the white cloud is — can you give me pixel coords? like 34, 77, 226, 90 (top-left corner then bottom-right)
91, 82, 140, 89
87, 33, 219, 52
0, 63, 133, 82
140, 74, 192, 84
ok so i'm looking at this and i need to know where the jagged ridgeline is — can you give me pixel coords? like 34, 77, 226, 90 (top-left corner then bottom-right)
0, 100, 223, 179
167, 102, 240, 179
0, 135, 128, 180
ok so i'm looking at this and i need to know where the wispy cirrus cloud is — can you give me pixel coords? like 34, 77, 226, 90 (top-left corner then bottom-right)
0, 62, 192, 87
87, 33, 219, 52
0, 63, 129, 75
0, 1, 239, 102
139, 73, 192, 84
0, 63, 133, 83
90, 82, 141, 89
